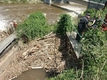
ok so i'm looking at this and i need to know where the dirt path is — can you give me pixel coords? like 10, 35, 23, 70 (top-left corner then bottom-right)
0, 33, 67, 80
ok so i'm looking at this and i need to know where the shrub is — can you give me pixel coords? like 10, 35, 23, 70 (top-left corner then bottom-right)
16, 11, 52, 43
48, 69, 80, 80
56, 14, 73, 35
83, 8, 107, 19
81, 28, 107, 80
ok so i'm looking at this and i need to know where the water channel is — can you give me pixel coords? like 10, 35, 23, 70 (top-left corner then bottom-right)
0, 3, 68, 31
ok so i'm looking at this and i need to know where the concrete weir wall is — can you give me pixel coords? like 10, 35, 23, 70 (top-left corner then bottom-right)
69, 0, 104, 9
80, 0, 104, 9
44, 0, 52, 4
44, 0, 104, 9
44, 0, 69, 4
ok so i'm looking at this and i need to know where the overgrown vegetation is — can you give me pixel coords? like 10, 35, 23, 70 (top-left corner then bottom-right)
48, 8, 107, 80
16, 12, 74, 43
80, 8, 107, 80
56, 14, 73, 35
80, 29, 107, 80
0, 0, 28, 3
16, 11, 53, 43
48, 69, 81, 80
83, 8, 107, 19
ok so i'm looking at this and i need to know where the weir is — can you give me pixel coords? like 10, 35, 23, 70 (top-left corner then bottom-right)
44, 0, 52, 4
44, 0, 68, 4
44, 0, 104, 9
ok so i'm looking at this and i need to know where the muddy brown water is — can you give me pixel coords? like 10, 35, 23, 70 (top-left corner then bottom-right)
12, 68, 46, 80
0, 3, 67, 31
0, 2, 88, 31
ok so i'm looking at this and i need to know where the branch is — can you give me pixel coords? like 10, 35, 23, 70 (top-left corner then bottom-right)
101, 60, 107, 71
80, 59, 84, 80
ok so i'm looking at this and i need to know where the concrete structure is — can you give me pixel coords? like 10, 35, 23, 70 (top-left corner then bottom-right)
0, 33, 17, 54
44, 0, 52, 4
66, 32, 82, 59
69, 0, 104, 9
44, 0, 104, 9
44, 0, 69, 4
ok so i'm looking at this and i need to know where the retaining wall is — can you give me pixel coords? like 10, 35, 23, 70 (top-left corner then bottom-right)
69, 0, 104, 9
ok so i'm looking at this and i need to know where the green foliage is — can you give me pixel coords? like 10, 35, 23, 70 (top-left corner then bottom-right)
81, 28, 107, 80
84, 8, 97, 18
78, 8, 107, 80
20, 0, 28, 3
84, 8, 107, 19
49, 28, 107, 80
16, 11, 52, 43
56, 14, 73, 35
10, 0, 18, 3
3, 0, 28, 3
48, 69, 80, 80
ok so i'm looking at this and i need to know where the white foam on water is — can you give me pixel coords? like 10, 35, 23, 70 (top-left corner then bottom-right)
0, 21, 7, 31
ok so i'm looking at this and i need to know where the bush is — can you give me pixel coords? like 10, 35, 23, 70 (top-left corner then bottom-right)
81, 28, 107, 80
48, 69, 80, 80
56, 14, 73, 35
84, 8, 107, 19
16, 11, 52, 43
80, 8, 107, 79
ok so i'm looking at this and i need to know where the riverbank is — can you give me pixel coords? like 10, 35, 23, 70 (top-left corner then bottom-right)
0, 33, 67, 80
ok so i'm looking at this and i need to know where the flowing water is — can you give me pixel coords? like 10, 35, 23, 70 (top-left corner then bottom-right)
0, 3, 67, 31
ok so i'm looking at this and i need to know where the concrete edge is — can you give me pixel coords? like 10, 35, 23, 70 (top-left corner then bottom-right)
83, 0, 104, 5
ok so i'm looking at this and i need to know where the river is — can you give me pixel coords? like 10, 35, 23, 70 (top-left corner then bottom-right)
0, 3, 67, 31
